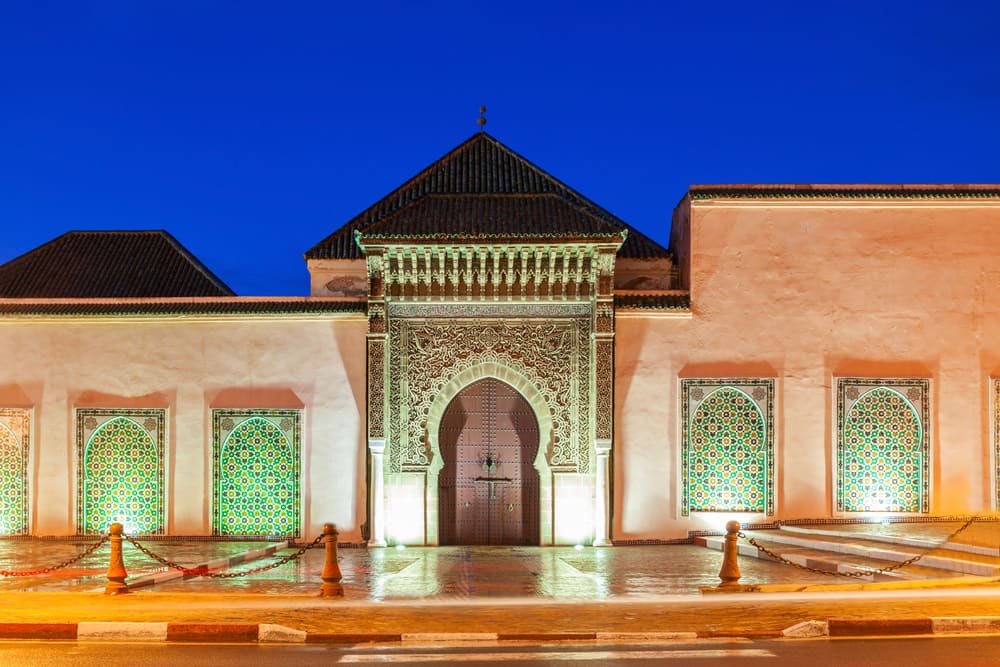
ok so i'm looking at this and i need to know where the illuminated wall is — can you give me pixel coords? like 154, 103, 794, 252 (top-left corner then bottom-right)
0, 409, 30, 535
615, 193, 1000, 540
680, 379, 773, 515
212, 409, 301, 537
0, 314, 366, 539
76, 409, 165, 535
837, 378, 928, 513
3, 190, 999, 541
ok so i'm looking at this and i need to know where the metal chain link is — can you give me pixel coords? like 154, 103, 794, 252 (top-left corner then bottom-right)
0, 535, 109, 577
123, 534, 325, 578
738, 515, 981, 578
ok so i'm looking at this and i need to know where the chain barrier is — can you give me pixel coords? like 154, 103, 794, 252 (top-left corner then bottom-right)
0, 535, 109, 577
123, 533, 325, 578
738, 514, 981, 578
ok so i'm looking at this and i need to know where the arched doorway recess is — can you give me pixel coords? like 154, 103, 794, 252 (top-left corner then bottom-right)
438, 378, 540, 545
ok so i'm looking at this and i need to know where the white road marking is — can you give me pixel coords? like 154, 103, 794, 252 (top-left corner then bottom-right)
340, 648, 777, 662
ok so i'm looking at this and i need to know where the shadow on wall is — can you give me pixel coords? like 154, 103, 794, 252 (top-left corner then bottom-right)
208, 387, 306, 408
0, 382, 41, 407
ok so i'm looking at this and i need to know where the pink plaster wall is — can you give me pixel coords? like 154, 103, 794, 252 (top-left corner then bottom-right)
615, 198, 1000, 539
1, 315, 367, 539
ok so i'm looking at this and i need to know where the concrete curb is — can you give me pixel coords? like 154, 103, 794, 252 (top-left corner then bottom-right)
2, 618, 1000, 643
784, 616, 1000, 638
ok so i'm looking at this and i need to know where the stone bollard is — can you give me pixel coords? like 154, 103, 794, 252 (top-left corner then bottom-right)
717, 520, 742, 587
105, 522, 129, 595
319, 523, 344, 598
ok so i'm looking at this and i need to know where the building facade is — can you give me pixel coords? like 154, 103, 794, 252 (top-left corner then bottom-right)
1, 134, 999, 544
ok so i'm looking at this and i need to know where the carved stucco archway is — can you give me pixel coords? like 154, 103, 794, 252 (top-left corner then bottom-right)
360, 238, 622, 547
378, 314, 593, 546
389, 315, 591, 473
425, 362, 555, 545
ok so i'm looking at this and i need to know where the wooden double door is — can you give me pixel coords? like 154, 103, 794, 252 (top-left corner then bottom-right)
438, 378, 540, 545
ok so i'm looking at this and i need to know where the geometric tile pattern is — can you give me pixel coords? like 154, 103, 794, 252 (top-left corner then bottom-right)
212, 409, 301, 537
76, 408, 166, 535
680, 379, 774, 516
836, 378, 929, 513
0, 408, 31, 536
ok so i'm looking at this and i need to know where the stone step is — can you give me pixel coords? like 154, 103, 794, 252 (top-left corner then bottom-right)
779, 524, 1000, 558
699, 528, 1000, 577
773, 527, 1000, 576
694, 534, 947, 582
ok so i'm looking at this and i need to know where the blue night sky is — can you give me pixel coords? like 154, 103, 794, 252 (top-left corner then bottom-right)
2, 2, 998, 296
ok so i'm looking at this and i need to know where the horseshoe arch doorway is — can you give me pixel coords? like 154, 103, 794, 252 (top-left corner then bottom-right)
437, 377, 540, 545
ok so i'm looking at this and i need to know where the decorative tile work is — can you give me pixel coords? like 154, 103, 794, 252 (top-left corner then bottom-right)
76, 409, 165, 535
836, 378, 929, 513
212, 410, 301, 537
680, 379, 774, 516
0, 409, 31, 535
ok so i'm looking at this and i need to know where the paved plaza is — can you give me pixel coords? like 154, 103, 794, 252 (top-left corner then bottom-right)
3, 522, 1000, 640
4, 540, 843, 596
4, 520, 1000, 596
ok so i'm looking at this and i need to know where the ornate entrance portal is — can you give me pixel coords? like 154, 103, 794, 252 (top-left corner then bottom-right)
438, 378, 540, 545
350, 132, 626, 547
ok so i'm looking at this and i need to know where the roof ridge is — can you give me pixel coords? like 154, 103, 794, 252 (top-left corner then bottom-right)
0, 231, 73, 273
304, 133, 492, 258
0, 230, 237, 298
157, 230, 236, 296
472, 133, 632, 229
1, 230, 189, 270
304, 133, 641, 259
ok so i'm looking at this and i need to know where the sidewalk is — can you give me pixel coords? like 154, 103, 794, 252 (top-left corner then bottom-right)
3, 585, 1000, 642
3, 541, 845, 596
2, 532, 1000, 642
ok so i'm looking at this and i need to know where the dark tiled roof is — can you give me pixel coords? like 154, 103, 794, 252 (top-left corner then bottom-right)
306, 132, 670, 260
689, 184, 1000, 200
619, 226, 674, 260
361, 194, 623, 237
614, 292, 690, 310
0, 231, 235, 298
0, 298, 366, 316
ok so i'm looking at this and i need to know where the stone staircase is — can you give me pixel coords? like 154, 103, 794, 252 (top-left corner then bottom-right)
695, 522, 1000, 583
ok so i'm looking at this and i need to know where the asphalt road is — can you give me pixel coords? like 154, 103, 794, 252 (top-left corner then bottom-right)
3, 637, 1000, 666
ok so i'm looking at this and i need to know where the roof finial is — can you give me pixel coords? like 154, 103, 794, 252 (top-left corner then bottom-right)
477, 106, 487, 131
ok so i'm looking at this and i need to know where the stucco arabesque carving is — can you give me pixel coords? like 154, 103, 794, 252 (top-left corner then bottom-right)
367, 340, 386, 439
387, 316, 590, 474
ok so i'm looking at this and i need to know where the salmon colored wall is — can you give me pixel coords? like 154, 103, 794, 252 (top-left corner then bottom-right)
8, 200, 999, 543
615, 200, 1000, 540
0, 315, 367, 539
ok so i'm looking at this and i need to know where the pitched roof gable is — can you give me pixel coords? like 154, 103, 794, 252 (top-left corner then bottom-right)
0, 230, 236, 298
306, 132, 670, 260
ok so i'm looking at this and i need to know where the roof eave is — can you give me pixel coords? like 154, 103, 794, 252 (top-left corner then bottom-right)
689, 184, 1000, 201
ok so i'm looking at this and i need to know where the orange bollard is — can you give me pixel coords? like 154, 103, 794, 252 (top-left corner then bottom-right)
105, 522, 129, 595
717, 520, 742, 587
319, 523, 344, 597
